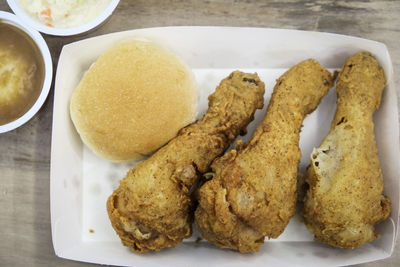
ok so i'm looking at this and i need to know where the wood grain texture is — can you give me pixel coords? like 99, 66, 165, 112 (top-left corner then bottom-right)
0, 0, 399, 266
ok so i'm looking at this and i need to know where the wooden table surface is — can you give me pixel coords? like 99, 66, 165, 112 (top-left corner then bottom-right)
0, 1, 399, 266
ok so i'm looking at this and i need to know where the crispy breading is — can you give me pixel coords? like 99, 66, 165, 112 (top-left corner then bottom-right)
195, 59, 333, 252
107, 71, 265, 253
303, 52, 391, 249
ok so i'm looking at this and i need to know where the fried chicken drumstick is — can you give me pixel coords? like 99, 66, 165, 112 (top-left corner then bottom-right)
303, 52, 391, 249
107, 71, 265, 253
195, 59, 333, 252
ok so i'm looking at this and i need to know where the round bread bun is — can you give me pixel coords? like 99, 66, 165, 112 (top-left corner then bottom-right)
70, 39, 197, 162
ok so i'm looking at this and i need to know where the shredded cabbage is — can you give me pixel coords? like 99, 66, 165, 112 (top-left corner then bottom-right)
18, 0, 111, 28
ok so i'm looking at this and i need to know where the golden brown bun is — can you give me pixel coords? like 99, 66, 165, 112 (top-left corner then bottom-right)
70, 39, 197, 162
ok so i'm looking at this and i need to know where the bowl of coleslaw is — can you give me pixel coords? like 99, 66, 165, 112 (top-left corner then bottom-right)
7, 0, 120, 36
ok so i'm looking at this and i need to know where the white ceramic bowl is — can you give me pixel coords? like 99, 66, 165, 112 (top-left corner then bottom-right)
0, 11, 52, 134
7, 0, 120, 36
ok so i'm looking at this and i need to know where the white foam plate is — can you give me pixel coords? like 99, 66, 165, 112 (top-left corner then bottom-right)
51, 27, 399, 266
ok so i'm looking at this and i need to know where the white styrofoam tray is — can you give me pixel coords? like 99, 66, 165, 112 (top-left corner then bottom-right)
51, 27, 399, 266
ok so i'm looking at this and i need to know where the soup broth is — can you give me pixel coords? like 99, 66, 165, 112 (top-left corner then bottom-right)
0, 22, 45, 126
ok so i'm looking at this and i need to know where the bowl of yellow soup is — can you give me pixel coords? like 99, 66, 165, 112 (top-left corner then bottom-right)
7, 0, 120, 36
0, 11, 52, 133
